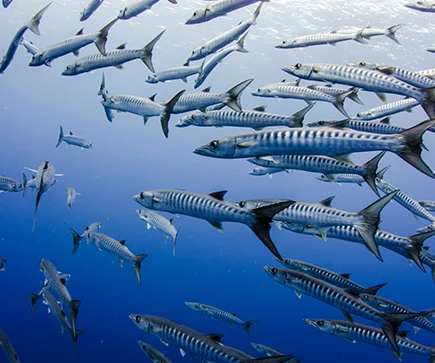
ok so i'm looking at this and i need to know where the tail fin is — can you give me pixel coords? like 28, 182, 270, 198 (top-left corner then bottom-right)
98, 73, 107, 97
290, 104, 315, 128
376, 165, 390, 180
95, 18, 117, 55
141, 29, 165, 73
69, 300, 81, 340
250, 200, 295, 260
56, 126, 64, 148
362, 151, 386, 196
398, 120, 435, 178
386, 24, 403, 44
407, 230, 435, 271
333, 90, 353, 117
161, 90, 185, 138
172, 226, 180, 257
243, 320, 258, 335
348, 87, 364, 105
69, 228, 82, 255
27, 2, 52, 36
224, 78, 254, 112
364, 282, 388, 295
72, 329, 84, 354
251, 2, 263, 25
22, 173, 27, 197
29, 291, 41, 314
235, 32, 249, 53
355, 191, 398, 261
133, 254, 148, 285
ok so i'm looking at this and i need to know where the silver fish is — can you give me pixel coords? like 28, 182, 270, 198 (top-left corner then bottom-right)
189, 3, 262, 62
130, 314, 292, 363
0, 174, 27, 195
138, 341, 172, 363
185, 302, 257, 334
276, 30, 366, 49
62, 30, 165, 75
56, 126, 93, 149
186, 0, 266, 24
0, 258, 5, 271
418, 200, 435, 212
316, 173, 366, 186
193, 120, 435, 179
118, 0, 177, 20
133, 189, 293, 259
69, 222, 102, 255
0, 2, 52, 73
33, 161, 56, 231
371, 65, 435, 89
29, 19, 116, 67
308, 118, 409, 135
147, 63, 201, 84
137, 209, 178, 256
249, 167, 288, 177
304, 319, 435, 362
87, 232, 148, 285
176, 104, 313, 130
355, 98, 419, 120
80, 0, 104, 21
333, 24, 403, 44
265, 266, 419, 355
0, 329, 19, 363
405, 1, 435, 12
65, 187, 80, 213
306, 84, 363, 105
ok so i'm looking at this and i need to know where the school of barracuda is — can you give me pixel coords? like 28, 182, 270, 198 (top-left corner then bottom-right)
1, 0, 435, 362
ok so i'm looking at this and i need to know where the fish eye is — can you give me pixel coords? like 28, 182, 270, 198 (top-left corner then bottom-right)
209, 140, 218, 149
191, 115, 196, 119
140, 192, 145, 198
66, 66, 70, 70
295, 63, 302, 70
135, 315, 140, 323
360, 294, 368, 300
193, 11, 197, 16
316, 321, 324, 327
239, 201, 245, 208
318, 121, 325, 125
359, 62, 365, 66
257, 88, 261, 92
417, 1, 423, 4
282, 41, 287, 44
272, 268, 277, 274
356, 113, 361, 117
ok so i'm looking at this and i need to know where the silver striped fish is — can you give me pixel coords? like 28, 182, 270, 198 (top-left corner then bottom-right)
138, 341, 172, 363
147, 63, 201, 84
355, 98, 419, 120
307, 118, 406, 135
276, 30, 366, 49
56, 126, 93, 149
80, 0, 104, 21
405, 1, 435, 12
333, 24, 403, 44
118, 0, 177, 20
0, 329, 19, 363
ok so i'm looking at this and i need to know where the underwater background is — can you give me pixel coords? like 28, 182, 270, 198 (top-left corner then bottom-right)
1, 0, 435, 361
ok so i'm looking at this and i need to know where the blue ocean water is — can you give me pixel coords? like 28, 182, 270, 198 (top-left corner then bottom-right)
1, 0, 435, 362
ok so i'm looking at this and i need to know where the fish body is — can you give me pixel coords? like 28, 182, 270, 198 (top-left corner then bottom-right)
80, 0, 104, 21
0, 329, 19, 363
405, 1, 435, 12
251, 343, 282, 357
355, 98, 420, 120
33, 162, 56, 231
147, 64, 201, 84
118, 0, 177, 20
176, 104, 312, 130
185, 302, 257, 334
276, 31, 365, 49
56, 126, 93, 149
308, 118, 406, 135
316, 173, 365, 186
138, 341, 172, 363
418, 200, 435, 212
193, 120, 435, 179
368, 65, 435, 89
334, 25, 403, 44
188, 3, 262, 61
418, 68, 435, 79
186, 0, 265, 24
133, 189, 293, 259
0, 2, 52, 73
87, 232, 147, 284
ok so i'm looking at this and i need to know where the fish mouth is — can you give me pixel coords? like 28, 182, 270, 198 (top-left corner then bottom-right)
263, 266, 274, 276
282, 66, 295, 74
184, 302, 196, 308
303, 318, 318, 328
193, 145, 213, 157
275, 44, 286, 49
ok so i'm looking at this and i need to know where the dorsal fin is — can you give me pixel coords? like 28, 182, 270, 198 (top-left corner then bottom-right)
205, 334, 224, 342
379, 117, 390, 124
253, 105, 266, 112
231, 313, 237, 316
75, 28, 84, 36
209, 191, 227, 201
340, 273, 351, 279
116, 43, 127, 50
319, 196, 335, 207
119, 240, 126, 246
149, 93, 157, 101
201, 86, 211, 92
69, 131, 73, 135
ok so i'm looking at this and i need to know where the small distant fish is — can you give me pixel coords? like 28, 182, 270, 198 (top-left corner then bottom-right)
0, 258, 6, 271
69, 222, 102, 255
249, 167, 288, 177
118, 0, 177, 20
62, 30, 165, 76
186, 0, 267, 25
0, 328, 19, 363
316, 173, 366, 186
251, 343, 284, 358
0, 174, 27, 195
56, 126, 93, 149
405, 0, 435, 12
87, 232, 148, 285
137, 209, 178, 256
80, 0, 104, 21
185, 302, 257, 335
0, 2, 52, 74
33, 161, 56, 231
138, 341, 172, 363
147, 63, 201, 84
65, 188, 80, 213
355, 98, 419, 120
418, 200, 435, 212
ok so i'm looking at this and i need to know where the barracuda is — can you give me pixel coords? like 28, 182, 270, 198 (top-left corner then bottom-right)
0, 2, 52, 73
147, 63, 201, 84
185, 302, 257, 335
171, 79, 253, 114
56, 126, 93, 149
252, 83, 351, 117
62, 30, 164, 75
304, 319, 435, 362
333, 25, 403, 44
80, 0, 104, 21
307, 118, 407, 135
0, 174, 27, 195
176, 104, 313, 130
137, 209, 178, 256
86, 232, 148, 285
375, 176, 435, 232
138, 341, 172, 363
250, 343, 297, 362
275, 30, 366, 49
194, 120, 435, 179
29, 259, 80, 340
358, 294, 435, 335
316, 173, 366, 186
29, 19, 117, 67
0, 329, 19, 363
306, 84, 363, 105
355, 98, 419, 120
65, 187, 80, 213
265, 267, 420, 355
69, 222, 102, 255
133, 189, 293, 259
118, 0, 177, 20
33, 161, 56, 231
405, 1, 435, 12
283, 63, 435, 118
249, 167, 288, 177
186, 0, 267, 25
195, 34, 249, 89
188, 3, 262, 61
418, 200, 435, 212
247, 152, 385, 195
130, 314, 292, 363
278, 259, 387, 295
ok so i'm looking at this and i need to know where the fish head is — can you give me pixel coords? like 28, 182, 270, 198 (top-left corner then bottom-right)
39, 258, 53, 273
133, 191, 164, 209
316, 174, 333, 183
275, 39, 296, 49
374, 178, 394, 192
249, 167, 269, 176
278, 258, 301, 271
306, 120, 334, 128
251, 86, 273, 97
118, 7, 128, 19
138, 341, 154, 356
282, 63, 314, 79
234, 199, 266, 210
79, 9, 87, 21
358, 293, 385, 308
29, 52, 44, 67
303, 319, 338, 335
281, 222, 319, 235
416, 223, 435, 233
87, 141, 93, 148
129, 314, 164, 336
176, 113, 205, 127
263, 266, 291, 285
188, 47, 204, 61
355, 110, 371, 119
405, 1, 433, 11
146, 75, 158, 84
193, 136, 237, 158
62, 62, 79, 76
185, 302, 203, 312
185, 8, 208, 25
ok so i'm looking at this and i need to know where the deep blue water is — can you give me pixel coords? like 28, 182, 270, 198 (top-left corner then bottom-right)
1, 0, 435, 362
